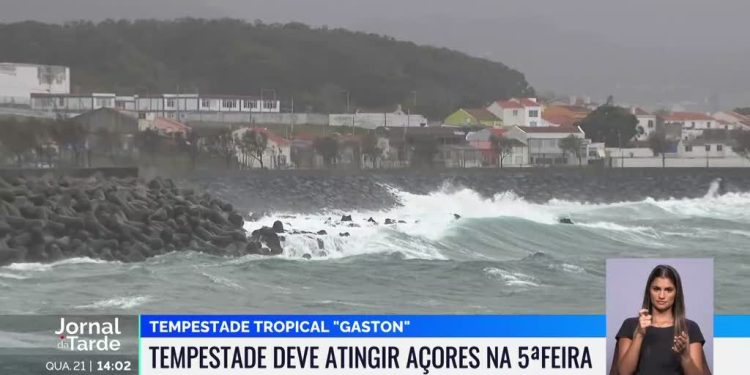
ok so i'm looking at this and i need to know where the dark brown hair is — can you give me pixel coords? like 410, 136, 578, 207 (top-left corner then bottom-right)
642, 264, 687, 336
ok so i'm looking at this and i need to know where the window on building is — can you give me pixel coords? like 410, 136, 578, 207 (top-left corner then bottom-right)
691, 121, 696, 127
685, 145, 693, 152
717, 145, 723, 152
513, 110, 519, 116
705, 145, 711, 151
528, 110, 539, 118
222, 99, 236, 108
138, 112, 146, 119
530, 121, 538, 127
201, 99, 210, 107
58, 97, 65, 106
707, 122, 711, 128
167, 99, 175, 108
263, 101, 275, 109
648, 120, 654, 128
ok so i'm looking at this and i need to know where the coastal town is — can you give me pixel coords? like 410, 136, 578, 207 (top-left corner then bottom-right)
2, 62, 750, 171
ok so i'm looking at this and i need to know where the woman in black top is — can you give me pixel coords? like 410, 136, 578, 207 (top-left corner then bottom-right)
615, 265, 708, 375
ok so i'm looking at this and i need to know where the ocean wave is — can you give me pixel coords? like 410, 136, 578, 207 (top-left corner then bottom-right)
247, 185, 750, 262
549, 263, 585, 274
483, 267, 541, 287
5, 257, 116, 272
75, 296, 151, 310
201, 272, 244, 290
0, 272, 29, 280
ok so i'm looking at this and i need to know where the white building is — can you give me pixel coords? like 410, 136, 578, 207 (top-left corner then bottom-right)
30, 92, 281, 118
486, 97, 543, 127
632, 107, 657, 141
329, 105, 427, 129
0, 63, 70, 105
661, 112, 717, 140
505, 125, 587, 165
712, 111, 750, 131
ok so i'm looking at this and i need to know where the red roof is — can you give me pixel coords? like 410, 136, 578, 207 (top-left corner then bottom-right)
542, 113, 576, 127
662, 112, 715, 122
152, 117, 190, 134
494, 97, 540, 109
254, 128, 290, 146
518, 126, 581, 134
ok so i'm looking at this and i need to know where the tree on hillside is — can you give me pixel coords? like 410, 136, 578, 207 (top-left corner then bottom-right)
732, 130, 750, 160
490, 134, 515, 168
313, 136, 339, 167
0, 19, 535, 119
734, 107, 750, 116
361, 132, 382, 168
238, 129, 268, 169
558, 135, 585, 165
648, 130, 671, 168
578, 105, 638, 147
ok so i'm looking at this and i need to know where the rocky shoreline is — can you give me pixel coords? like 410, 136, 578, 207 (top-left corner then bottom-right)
3, 168, 750, 266
0, 175, 285, 266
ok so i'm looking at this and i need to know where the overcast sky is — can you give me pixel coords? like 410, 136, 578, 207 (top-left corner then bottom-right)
2, 0, 749, 109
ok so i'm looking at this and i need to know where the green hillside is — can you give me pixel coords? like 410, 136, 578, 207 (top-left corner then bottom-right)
0, 19, 535, 119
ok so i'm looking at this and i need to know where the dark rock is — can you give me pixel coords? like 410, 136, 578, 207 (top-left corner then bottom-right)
316, 230, 327, 235
367, 217, 378, 224
228, 213, 244, 228
384, 218, 395, 225
398, 220, 407, 224
341, 215, 352, 222
272, 220, 285, 233
453, 214, 461, 220
250, 227, 283, 255
558, 217, 575, 225
302, 253, 312, 260
339, 232, 350, 237
317, 238, 325, 250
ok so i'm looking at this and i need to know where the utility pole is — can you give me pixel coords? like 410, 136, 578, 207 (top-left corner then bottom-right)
290, 96, 295, 139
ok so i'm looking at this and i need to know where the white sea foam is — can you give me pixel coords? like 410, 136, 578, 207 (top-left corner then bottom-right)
5, 257, 115, 272
201, 272, 244, 290
75, 296, 151, 310
243, 184, 750, 261
0, 272, 29, 280
483, 267, 541, 287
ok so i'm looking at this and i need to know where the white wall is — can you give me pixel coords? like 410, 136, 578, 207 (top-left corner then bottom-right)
635, 115, 657, 141
329, 113, 427, 129
0, 63, 70, 105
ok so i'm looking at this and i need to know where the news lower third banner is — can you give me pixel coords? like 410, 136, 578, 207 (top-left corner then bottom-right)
1, 315, 747, 374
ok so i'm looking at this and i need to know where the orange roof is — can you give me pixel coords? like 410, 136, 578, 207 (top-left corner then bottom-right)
542, 113, 577, 127
662, 112, 715, 122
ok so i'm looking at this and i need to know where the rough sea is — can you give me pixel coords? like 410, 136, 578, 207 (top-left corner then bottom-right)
1, 180, 748, 314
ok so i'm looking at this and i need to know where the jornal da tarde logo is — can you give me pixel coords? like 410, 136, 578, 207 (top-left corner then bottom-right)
55, 317, 122, 352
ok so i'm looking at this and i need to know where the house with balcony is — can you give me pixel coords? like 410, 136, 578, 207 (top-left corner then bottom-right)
504, 125, 587, 166
486, 98, 543, 127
